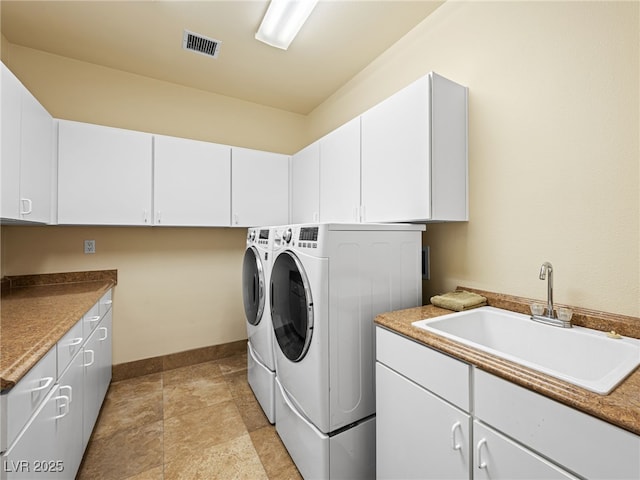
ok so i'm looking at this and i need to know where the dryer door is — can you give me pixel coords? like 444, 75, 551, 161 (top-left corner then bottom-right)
242, 246, 265, 326
270, 251, 314, 362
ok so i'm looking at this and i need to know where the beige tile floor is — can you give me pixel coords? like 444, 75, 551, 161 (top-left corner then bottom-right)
77, 353, 302, 479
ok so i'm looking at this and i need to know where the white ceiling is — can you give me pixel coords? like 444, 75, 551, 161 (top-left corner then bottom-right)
0, 0, 444, 115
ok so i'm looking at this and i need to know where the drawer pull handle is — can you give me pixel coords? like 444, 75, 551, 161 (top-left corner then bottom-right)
103, 300, 113, 306
32, 376, 54, 392
88, 315, 101, 323
84, 349, 95, 367
98, 327, 108, 341
477, 438, 488, 469
54, 395, 70, 419
60, 385, 73, 403
451, 421, 462, 451
69, 337, 83, 347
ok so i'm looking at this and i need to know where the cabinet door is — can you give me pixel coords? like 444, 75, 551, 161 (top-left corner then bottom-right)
95, 309, 112, 404
290, 141, 319, 223
473, 421, 578, 480
58, 120, 152, 225
361, 73, 467, 222
0, 63, 53, 224
55, 352, 85, 479
153, 135, 231, 226
1, 386, 59, 480
82, 330, 100, 449
1, 64, 23, 220
319, 117, 361, 223
376, 362, 470, 479
19, 85, 53, 223
361, 76, 431, 223
231, 147, 289, 227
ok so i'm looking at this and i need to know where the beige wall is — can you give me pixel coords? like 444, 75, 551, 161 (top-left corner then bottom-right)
1, 226, 247, 363
309, 0, 640, 317
2, 1, 639, 365
0, 44, 307, 365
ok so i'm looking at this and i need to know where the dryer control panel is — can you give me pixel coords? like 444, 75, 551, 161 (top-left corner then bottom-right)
297, 227, 319, 249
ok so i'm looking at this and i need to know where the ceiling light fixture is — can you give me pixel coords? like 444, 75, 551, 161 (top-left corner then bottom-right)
255, 0, 319, 50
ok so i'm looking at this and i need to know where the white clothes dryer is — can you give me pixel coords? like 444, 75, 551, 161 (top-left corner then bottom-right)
270, 223, 425, 479
242, 226, 276, 423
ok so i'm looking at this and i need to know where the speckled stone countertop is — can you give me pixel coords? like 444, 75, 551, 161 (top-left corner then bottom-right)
375, 287, 640, 436
1, 270, 117, 392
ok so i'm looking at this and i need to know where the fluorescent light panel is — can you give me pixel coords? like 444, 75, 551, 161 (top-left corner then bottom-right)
255, 0, 319, 50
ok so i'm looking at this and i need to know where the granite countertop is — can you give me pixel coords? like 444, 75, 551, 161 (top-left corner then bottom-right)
375, 287, 640, 436
1, 270, 117, 392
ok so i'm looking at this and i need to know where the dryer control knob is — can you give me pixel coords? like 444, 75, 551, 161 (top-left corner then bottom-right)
283, 228, 293, 244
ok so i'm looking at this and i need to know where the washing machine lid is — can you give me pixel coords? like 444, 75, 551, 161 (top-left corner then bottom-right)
270, 251, 314, 362
242, 246, 265, 326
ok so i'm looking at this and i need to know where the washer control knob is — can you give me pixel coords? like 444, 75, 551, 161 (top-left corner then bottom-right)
283, 228, 293, 244
248, 230, 256, 242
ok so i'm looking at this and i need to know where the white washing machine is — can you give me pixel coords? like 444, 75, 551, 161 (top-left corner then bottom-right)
270, 223, 425, 479
242, 226, 276, 423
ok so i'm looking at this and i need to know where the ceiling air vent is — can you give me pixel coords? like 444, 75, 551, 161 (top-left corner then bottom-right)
182, 30, 221, 59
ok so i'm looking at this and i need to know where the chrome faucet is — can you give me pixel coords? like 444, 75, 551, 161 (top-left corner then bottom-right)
539, 261, 554, 319
532, 261, 571, 328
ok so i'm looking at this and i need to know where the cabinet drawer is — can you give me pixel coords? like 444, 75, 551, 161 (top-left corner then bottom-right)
0, 347, 56, 453
57, 317, 84, 378
99, 289, 112, 317
475, 369, 640, 479
376, 327, 470, 411
82, 301, 101, 338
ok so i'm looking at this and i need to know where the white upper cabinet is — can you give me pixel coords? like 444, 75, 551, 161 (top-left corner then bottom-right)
57, 120, 153, 225
319, 117, 361, 223
153, 135, 231, 226
290, 141, 319, 224
361, 72, 468, 223
231, 147, 289, 227
1, 63, 53, 224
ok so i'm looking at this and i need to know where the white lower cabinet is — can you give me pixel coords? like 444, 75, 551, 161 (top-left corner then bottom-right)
473, 421, 577, 480
54, 351, 85, 479
83, 309, 112, 449
375, 326, 640, 480
1, 387, 60, 479
1, 290, 113, 480
376, 363, 470, 479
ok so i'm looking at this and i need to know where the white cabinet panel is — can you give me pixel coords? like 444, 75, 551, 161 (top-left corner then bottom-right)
376, 363, 471, 479
376, 327, 470, 411
1, 64, 22, 220
361, 73, 467, 222
58, 120, 152, 225
19, 85, 53, 223
82, 311, 112, 450
1, 386, 59, 480
475, 369, 640, 480
153, 135, 231, 226
290, 141, 319, 223
1, 63, 53, 224
96, 309, 113, 404
319, 117, 361, 223
0, 348, 56, 453
54, 352, 85, 479
473, 421, 578, 480
231, 147, 289, 227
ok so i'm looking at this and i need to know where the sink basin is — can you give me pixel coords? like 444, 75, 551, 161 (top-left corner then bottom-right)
412, 306, 640, 394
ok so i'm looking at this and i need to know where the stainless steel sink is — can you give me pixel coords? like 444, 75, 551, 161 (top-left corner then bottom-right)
412, 306, 640, 394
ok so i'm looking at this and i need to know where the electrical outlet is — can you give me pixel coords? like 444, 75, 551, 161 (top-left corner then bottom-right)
84, 240, 96, 254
